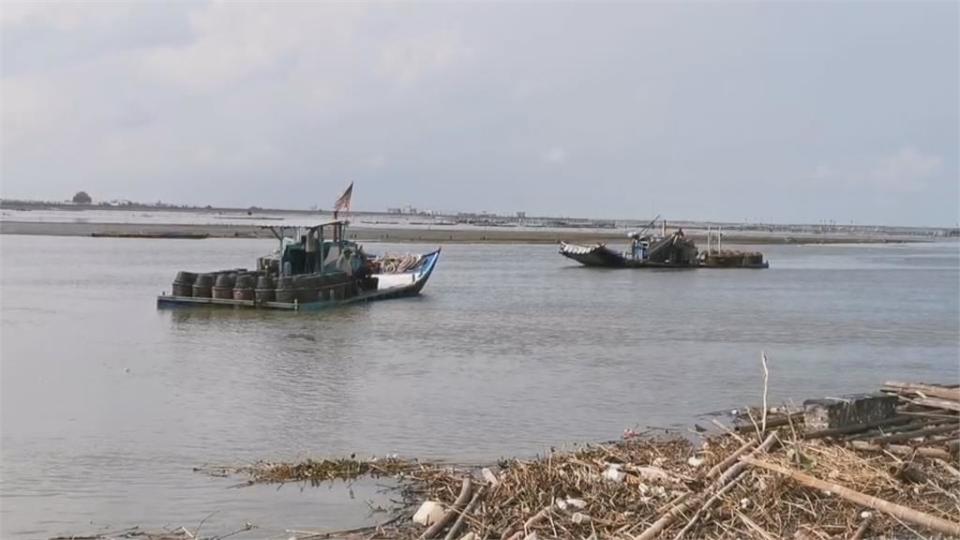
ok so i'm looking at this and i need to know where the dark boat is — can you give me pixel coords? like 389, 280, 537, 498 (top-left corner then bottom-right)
157, 219, 440, 311
560, 222, 768, 269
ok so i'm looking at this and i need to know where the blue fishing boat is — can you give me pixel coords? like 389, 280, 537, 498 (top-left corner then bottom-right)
157, 219, 441, 311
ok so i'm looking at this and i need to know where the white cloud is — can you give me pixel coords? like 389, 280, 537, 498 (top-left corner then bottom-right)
378, 29, 467, 87
866, 147, 943, 192
0, 2, 134, 29
543, 147, 566, 164
1, 2, 956, 224
140, 3, 368, 94
810, 147, 944, 193
366, 155, 386, 170
131, 2, 468, 96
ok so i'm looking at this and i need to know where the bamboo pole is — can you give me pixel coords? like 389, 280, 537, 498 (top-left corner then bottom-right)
523, 506, 551, 532
902, 396, 960, 412
740, 456, 960, 537
421, 477, 472, 539
635, 432, 778, 540
867, 423, 958, 445
735, 412, 803, 432
711, 418, 748, 444
736, 510, 777, 540
883, 381, 960, 402
706, 438, 757, 480
801, 415, 912, 440
760, 351, 769, 435
935, 458, 960, 479
848, 440, 952, 460
444, 486, 485, 540
844, 418, 945, 441
673, 436, 778, 539
849, 513, 873, 540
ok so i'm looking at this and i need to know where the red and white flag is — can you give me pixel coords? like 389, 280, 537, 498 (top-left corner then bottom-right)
333, 182, 353, 217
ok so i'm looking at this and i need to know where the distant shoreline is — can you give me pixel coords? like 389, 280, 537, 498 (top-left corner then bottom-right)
1, 199, 954, 233
0, 219, 934, 245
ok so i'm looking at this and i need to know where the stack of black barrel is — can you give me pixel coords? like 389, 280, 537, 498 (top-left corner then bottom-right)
172, 270, 358, 305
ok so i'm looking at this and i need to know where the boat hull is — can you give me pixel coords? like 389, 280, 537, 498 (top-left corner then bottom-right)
559, 242, 767, 269
559, 242, 698, 268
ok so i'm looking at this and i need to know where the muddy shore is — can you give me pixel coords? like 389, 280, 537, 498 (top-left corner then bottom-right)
0, 220, 930, 245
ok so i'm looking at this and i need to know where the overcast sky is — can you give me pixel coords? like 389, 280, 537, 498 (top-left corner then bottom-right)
1, 2, 957, 226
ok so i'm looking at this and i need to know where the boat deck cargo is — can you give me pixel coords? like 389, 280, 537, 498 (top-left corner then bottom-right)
157, 219, 440, 311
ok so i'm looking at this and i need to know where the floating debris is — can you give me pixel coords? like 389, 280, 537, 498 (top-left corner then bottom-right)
69, 381, 960, 540
198, 456, 416, 486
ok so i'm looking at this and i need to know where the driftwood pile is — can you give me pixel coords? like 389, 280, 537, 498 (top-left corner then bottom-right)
56, 381, 959, 540
234, 381, 959, 540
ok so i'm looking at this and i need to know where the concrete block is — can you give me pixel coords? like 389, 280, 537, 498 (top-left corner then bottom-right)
803, 393, 897, 430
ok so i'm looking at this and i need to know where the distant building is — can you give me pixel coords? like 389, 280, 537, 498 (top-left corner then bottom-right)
386, 205, 424, 215
71, 191, 92, 204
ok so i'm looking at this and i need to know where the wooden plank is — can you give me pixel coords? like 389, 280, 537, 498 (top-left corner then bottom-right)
866, 423, 959, 445
845, 418, 945, 441
741, 457, 960, 537
848, 441, 952, 460
902, 396, 960, 413
734, 412, 803, 432
802, 415, 912, 440
883, 381, 960, 402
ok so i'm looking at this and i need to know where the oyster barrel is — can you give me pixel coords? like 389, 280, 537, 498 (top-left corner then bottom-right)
172, 271, 197, 297
212, 273, 236, 299
233, 273, 256, 301
192, 273, 214, 298
275, 276, 296, 303
255, 275, 275, 303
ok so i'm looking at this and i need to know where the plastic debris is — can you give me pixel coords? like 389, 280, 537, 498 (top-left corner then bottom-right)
413, 500, 444, 526
481, 467, 499, 486
603, 464, 626, 483
635, 466, 673, 483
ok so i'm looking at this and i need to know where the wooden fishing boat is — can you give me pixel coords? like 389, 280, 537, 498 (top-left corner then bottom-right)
157, 219, 441, 311
559, 241, 699, 268
560, 220, 768, 269
560, 241, 768, 269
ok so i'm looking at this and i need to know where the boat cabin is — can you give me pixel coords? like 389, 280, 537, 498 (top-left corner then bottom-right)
262, 220, 365, 277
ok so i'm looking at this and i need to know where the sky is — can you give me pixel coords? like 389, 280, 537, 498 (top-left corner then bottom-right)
1, 2, 957, 226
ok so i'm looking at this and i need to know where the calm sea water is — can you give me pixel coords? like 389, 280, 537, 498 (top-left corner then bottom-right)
2, 236, 958, 538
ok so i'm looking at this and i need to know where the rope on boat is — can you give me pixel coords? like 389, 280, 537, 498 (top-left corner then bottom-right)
378, 253, 422, 274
